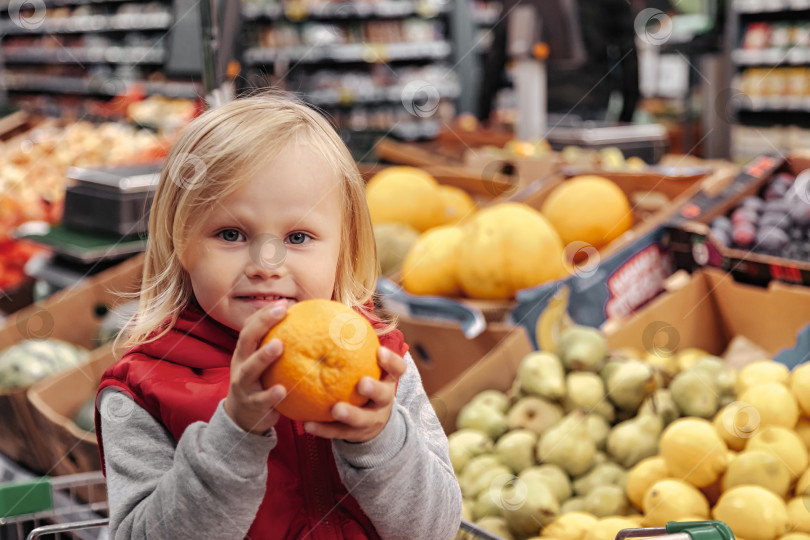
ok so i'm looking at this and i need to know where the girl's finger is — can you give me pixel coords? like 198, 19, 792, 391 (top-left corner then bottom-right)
377, 348, 407, 381
356, 377, 395, 406
252, 384, 287, 409
239, 338, 284, 383
233, 302, 288, 362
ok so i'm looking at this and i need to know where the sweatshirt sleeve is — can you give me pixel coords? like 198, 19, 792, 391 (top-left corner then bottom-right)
331, 351, 463, 540
99, 392, 276, 540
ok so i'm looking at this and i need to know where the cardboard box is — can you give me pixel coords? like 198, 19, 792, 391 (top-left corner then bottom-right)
433, 268, 810, 434
668, 153, 810, 287
602, 267, 810, 368
27, 346, 119, 477
0, 254, 142, 472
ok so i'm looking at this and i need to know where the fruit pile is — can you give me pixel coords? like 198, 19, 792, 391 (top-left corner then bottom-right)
709, 171, 810, 260
451, 325, 810, 540
368, 167, 633, 300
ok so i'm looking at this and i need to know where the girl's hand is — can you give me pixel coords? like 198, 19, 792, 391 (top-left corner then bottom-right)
223, 302, 289, 435
303, 347, 407, 443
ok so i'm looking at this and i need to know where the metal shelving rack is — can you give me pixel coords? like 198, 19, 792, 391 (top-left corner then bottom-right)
239, 0, 476, 142
725, 0, 810, 161
0, 0, 202, 110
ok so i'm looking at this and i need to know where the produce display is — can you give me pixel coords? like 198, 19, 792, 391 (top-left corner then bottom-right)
367, 166, 637, 299
451, 322, 810, 540
0, 339, 89, 392
709, 171, 810, 261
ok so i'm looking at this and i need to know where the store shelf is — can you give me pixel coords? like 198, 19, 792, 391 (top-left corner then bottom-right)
2, 46, 165, 65
244, 40, 451, 64
1, 74, 199, 98
242, 1, 450, 21
0, 12, 172, 35
0, 0, 132, 6
737, 99, 810, 111
734, 0, 810, 12
732, 48, 810, 65
305, 80, 459, 106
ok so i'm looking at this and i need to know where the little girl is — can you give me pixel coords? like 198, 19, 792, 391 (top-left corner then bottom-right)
94, 93, 462, 539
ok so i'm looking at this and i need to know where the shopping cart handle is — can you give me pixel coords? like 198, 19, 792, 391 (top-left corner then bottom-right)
666, 521, 735, 540
0, 477, 53, 519
616, 521, 735, 540
26, 517, 109, 540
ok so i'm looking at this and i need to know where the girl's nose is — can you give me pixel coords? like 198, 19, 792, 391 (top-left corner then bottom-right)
245, 235, 288, 278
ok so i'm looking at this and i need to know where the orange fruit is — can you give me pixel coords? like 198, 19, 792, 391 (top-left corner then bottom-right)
260, 299, 381, 422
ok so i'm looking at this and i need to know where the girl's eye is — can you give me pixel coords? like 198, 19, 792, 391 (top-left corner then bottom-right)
287, 232, 311, 245
218, 229, 245, 242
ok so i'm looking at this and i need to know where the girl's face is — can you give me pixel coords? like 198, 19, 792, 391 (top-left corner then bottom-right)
180, 141, 344, 332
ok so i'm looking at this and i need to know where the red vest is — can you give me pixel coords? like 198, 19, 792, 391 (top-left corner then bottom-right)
96, 305, 408, 540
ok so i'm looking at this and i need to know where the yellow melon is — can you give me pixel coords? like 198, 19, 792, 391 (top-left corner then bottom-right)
401, 225, 464, 296
437, 185, 476, 225
541, 175, 633, 249
365, 166, 444, 232
456, 203, 566, 299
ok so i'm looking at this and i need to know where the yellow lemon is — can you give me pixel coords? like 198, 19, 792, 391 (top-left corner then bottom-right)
722, 450, 792, 498
540, 512, 597, 539
740, 382, 800, 430
437, 185, 476, 226
797, 467, 810, 498
589, 518, 639, 540
401, 225, 464, 296
714, 485, 789, 540
792, 363, 810, 417
796, 417, 810, 450
736, 360, 790, 395
747, 426, 809, 480
659, 418, 728, 487
788, 497, 810, 534
626, 456, 670, 510
365, 166, 444, 232
714, 402, 762, 451
781, 534, 810, 540
642, 479, 710, 527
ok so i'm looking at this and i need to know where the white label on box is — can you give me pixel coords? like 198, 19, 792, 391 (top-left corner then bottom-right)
605, 244, 673, 319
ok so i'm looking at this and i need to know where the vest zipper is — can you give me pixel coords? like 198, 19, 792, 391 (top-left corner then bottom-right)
297, 423, 343, 540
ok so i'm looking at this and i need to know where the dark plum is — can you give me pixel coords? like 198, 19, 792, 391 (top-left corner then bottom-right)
732, 223, 756, 249
731, 206, 759, 226
710, 227, 732, 247
765, 182, 789, 200
788, 201, 810, 227
755, 226, 789, 253
759, 212, 790, 230
764, 198, 791, 215
711, 215, 733, 234
740, 196, 765, 213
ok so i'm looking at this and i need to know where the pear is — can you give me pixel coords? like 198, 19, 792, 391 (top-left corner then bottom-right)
459, 455, 512, 498
495, 429, 538, 474
590, 399, 616, 423
470, 389, 510, 413
557, 325, 608, 372
585, 414, 611, 450
607, 413, 663, 468
593, 450, 610, 466
517, 351, 566, 400
507, 397, 564, 437
520, 464, 572, 503
669, 370, 719, 419
461, 498, 473, 521
638, 389, 681, 426
538, 410, 597, 476
564, 372, 606, 411
474, 517, 515, 540
448, 429, 494, 474
457, 401, 508, 439
607, 360, 658, 412
583, 485, 630, 518
691, 356, 736, 397
561, 496, 587, 513
501, 477, 559, 537
473, 486, 505, 520
600, 360, 625, 384
573, 462, 628, 496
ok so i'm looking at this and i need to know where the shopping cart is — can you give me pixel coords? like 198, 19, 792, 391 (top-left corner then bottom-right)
458, 519, 736, 540
0, 471, 109, 540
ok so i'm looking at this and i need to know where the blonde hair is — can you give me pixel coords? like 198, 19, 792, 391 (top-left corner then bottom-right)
123, 92, 382, 347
